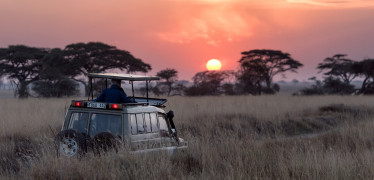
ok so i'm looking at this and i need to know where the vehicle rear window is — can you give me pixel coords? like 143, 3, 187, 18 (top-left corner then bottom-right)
89, 113, 122, 137
68, 112, 89, 134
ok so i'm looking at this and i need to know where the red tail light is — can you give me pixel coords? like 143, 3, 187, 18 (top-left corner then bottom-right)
75, 101, 82, 107
111, 104, 118, 109
109, 103, 122, 110
71, 101, 84, 107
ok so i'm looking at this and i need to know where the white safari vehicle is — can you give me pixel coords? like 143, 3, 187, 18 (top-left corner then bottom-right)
54, 73, 187, 157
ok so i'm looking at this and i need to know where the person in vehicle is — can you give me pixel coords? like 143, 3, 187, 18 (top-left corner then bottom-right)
94, 79, 134, 103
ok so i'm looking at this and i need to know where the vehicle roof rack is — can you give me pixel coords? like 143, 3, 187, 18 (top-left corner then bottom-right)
87, 73, 161, 104
88, 73, 160, 81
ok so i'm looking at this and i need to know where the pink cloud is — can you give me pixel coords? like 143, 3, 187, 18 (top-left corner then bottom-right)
156, 4, 264, 46
287, 0, 374, 7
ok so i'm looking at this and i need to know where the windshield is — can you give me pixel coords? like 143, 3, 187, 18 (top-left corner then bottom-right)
89, 113, 122, 137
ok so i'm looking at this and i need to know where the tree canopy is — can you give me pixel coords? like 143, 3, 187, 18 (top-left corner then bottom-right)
63, 42, 152, 95
185, 70, 231, 96
0, 45, 47, 98
238, 49, 303, 94
317, 54, 357, 84
32, 48, 80, 97
351, 59, 374, 94
0, 42, 153, 98
156, 68, 178, 96
239, 50, 302, 87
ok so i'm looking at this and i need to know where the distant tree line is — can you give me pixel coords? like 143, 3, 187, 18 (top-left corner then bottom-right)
156, 51, 374, 96
2, 43, 373, 98
0, 42, 151, 98
0, 47, 306, 97
155, 49, 304, 96
299, 54, 374, 95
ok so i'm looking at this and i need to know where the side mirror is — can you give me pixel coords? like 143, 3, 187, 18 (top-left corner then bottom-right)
167, 110, 174, 119
167, 110, 176, 130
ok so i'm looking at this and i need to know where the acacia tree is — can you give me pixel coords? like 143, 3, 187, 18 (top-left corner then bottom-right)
32, 48, 79, 97
317, 54, 357, 84
173, 80, 188, 96
236, 59, 267, 95
63, 42, 152, 95
156, 68, 178, 96
352, 59, 374, 94
0, 45, 47, 98
239, 49, 303, 92
185, 70, 230, 96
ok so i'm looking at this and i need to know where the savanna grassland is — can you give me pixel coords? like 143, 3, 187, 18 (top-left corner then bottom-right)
1, 95, 374, 179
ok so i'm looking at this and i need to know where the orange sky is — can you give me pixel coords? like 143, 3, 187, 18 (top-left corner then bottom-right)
1, 0, 374, 81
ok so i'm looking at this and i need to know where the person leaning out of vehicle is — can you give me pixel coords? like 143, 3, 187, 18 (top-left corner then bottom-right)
94, 79, 135, 103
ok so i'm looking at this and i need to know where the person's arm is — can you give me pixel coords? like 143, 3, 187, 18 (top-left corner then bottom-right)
93, 90, 106, 102
120, 91, 135, 103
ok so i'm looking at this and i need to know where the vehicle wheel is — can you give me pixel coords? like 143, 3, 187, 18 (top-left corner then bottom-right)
54, 129, 87, 157
92, 132, 122, 156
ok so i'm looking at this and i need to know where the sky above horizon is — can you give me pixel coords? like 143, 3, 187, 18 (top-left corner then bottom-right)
1, 0, 374, 81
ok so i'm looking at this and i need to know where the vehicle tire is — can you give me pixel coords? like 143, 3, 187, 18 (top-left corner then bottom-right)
92, 132, 122, 156
54, 129, 87, 158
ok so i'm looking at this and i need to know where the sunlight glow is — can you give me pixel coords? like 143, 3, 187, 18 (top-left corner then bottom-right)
287, 0, 374, 7
157, 5, 257, 46
206, 59, 222, 71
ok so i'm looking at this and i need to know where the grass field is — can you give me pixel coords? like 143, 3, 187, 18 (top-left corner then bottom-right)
1, 95, 374, 179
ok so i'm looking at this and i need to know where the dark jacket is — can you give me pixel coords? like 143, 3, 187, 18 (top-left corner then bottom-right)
94, 84, 133, 103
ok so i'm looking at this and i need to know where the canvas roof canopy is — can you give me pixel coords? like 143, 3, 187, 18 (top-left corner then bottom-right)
88, 73, 160, 81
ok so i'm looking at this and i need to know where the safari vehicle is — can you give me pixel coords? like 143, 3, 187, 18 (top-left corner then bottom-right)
54, 73, 187, 157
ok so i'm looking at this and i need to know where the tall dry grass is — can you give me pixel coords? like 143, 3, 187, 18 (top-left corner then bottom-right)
1, 95, 374, 179
166, 95, 374, 120
0, 98, 72, 136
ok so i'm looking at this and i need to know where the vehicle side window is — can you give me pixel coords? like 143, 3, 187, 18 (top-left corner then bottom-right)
150, 113, 158, 132
144, 113, 152, 133
89, 113, 122, 137
131, 113, 159, 135
130, 114, 137, 134
136, 113, 145, 134
68, 112, 89, 134
158, 114, 168, 131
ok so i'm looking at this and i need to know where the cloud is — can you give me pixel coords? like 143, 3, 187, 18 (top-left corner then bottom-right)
155, 0, 374, 46
156, 5, 262, 46
287, 0, 374, 7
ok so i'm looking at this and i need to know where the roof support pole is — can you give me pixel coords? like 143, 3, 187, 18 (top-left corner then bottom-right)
105, 78, 108, 89
146, 80, 149, 103
131, 81, 135, 102
89, 77, 93, 100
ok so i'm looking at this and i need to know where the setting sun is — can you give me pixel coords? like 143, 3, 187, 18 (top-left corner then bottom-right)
206, 59, 222, 71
